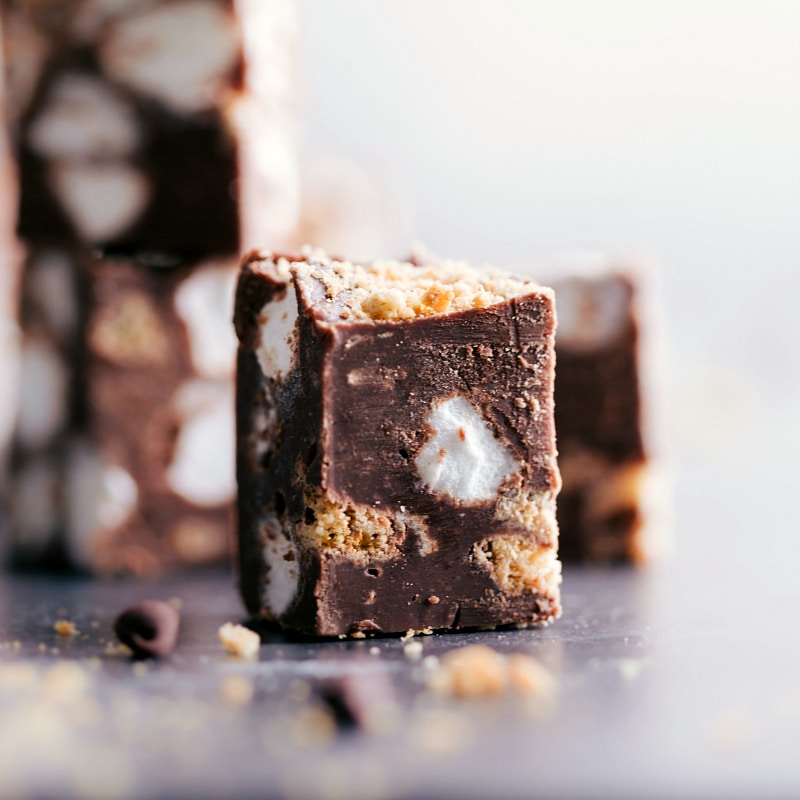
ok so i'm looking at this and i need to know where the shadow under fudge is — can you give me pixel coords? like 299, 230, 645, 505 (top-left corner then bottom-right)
234, 251, 562, 637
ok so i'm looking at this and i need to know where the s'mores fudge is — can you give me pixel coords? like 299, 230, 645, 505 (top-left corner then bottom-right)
234, 251, 561, 637
550, 266, 664, 563
8, 250, 237, 573
2, 0, 298, 571
2, 0, 298, 255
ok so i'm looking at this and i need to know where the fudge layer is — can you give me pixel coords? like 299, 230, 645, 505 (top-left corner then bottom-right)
551, 271, 658, 563
1, 0, 298, 256
8, 249, 237, 573
234, 251, 562, 637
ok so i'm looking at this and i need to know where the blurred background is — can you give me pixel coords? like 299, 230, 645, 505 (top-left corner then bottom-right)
296, 0, 800, 567
297, 0, 800, 434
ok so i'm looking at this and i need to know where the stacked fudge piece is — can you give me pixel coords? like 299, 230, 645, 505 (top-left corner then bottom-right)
2, 0, 298, 573
549, 260, 665, 564
234, 251, 562, 636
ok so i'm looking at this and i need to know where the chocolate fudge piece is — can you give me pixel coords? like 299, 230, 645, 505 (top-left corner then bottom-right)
551, 270, 658, 563
234, 250, 561, 637
1, 0, 298, 256
7, 249, 237, 573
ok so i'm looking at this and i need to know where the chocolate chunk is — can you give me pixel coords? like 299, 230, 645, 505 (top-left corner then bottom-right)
114, 600, 180, 658
317, 669, 397, 733
234, 250, 561, 636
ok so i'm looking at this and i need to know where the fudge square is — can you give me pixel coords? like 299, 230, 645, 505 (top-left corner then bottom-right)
234, 250, 562, 637
550, 269, 660, 563
8, 248, 237, 573
1, 0, 298, 256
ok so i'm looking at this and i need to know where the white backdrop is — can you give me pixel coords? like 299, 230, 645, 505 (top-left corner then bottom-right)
297, 0, 800, 469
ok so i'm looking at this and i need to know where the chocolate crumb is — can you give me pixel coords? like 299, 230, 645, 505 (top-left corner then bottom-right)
113, 601, 180, 659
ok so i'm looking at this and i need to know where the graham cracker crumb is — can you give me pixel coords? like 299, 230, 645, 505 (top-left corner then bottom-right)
218, 623, 260, 659
404, 641, 424, 660
429, 645, 508, 698
53, 620, 78, 637
292, 254, 546, 323
429, 645, 555, 699
220, 674, 255, 706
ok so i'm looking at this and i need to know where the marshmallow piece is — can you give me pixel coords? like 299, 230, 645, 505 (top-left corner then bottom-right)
28, 73, 140, 160
166, 381, 235, 508
255, 290, 298, 381
415, 396, 520, 503
50, 161, 149, 242
27, 250, 78, 337
99, 0, 240, 113
16, 338, 69, 449
174, 263, 238, 379
66, 441, 139, 568
553, 275, 632, 352
261, 517, 299, 617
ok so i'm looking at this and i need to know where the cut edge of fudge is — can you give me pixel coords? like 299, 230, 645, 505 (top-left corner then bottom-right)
234, 248, 562, 637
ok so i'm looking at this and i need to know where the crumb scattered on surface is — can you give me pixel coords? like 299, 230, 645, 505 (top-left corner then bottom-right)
54, 620, 78, 637
131, 662, 149, 678
429, 645, 507, 698
404, 641, 424, 660
104, 642, 133, 658
369, 646, 380, 656
218, 623, 260, 659
221, 675, 254, 706
428, 645, 555, 699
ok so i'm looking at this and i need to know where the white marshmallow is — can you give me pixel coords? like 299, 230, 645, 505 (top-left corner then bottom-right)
50, 161, 149, 242
166, 381, 235, 508
29, 73, 140, 160
66, 441, 138, 568
173, 262, 238, 379
255, 290, 297, 381
415, 396, 520, 503
99, 0, 240, 113
28, 250, 78, 337
261, 517, 298, 617
553, 275, 630, 351
16, 339, 69, 449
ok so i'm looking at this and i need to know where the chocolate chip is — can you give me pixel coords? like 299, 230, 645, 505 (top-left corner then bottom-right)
114, 600, 180, 658
317, 669, 396, 733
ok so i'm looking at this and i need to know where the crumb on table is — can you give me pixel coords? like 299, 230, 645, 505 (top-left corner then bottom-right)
218, 623, 260, 659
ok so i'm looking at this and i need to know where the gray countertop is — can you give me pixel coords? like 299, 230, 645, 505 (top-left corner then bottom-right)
1, 537, 797, 800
